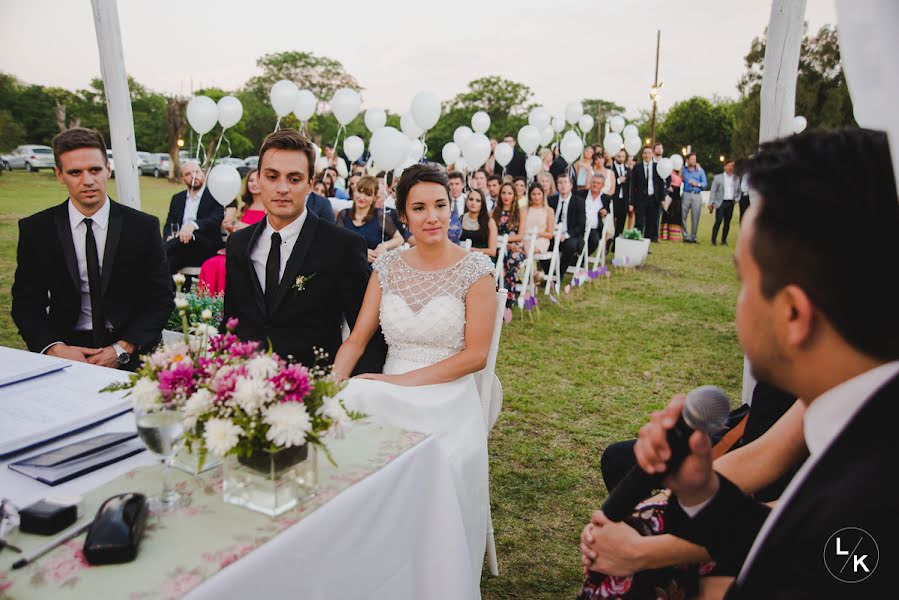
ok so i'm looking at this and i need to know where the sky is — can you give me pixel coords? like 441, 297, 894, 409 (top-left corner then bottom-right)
1, 0, 838, 118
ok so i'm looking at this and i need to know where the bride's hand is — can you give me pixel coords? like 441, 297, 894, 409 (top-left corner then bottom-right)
354, 373, 407, 385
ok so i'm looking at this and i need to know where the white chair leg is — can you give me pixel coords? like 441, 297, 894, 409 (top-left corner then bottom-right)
486, 503, 499, 576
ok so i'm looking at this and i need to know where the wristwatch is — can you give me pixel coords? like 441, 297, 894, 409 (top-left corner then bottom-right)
112, 343, 131, 365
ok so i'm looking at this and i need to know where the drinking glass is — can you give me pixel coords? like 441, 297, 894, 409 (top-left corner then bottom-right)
135, 407, 188, 511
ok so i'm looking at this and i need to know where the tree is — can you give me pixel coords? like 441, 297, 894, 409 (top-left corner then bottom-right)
656, 96, 736, 171
582, 98, 625, 144
246, 51, 361, 101
165, 96, 187, 181
732, 24, 855, 158
0, 110, 26, 152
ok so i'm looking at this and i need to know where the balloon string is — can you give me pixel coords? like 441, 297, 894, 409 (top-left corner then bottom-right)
188, 133, 204, 190
274, 117, 281, 133
420, 133, 428, 163
333, 124, 345, 157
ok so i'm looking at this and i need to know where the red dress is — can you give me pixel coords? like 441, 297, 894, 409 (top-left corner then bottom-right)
198, 210, 266, 294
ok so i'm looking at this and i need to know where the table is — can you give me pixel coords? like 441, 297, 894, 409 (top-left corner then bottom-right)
1, 355, 477, 599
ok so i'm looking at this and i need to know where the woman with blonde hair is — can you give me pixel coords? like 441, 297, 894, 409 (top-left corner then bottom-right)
337, 175, 404, 263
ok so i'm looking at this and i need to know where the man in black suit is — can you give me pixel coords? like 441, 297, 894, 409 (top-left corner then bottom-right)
223, 129, 385, 372
629, 145, 666, 241
163, 160, 224, 273
626, 129, 899, 598
545, 172, 586, 276
12, 128, 173, 371
502, 134, 527, 178
610, 149, 631, 243
304, 188, 336, 223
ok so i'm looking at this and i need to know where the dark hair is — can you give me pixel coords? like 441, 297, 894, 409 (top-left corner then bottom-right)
512, 175, 527, 185
448, 171, 465, 182
744, 128, 899, 360
528, 183, 546, 206
465, 188, 491, 235
258, 129, 316, 181
394, 163, 451, 219
52, 127, 107, 169
556, 171, 572, 184
687, 152, 697, 159
348, 175, 379, 224
487, 174, 502, 184
492, 182, 520, 231
239, 169, 259, 214
642, 145, 653, 154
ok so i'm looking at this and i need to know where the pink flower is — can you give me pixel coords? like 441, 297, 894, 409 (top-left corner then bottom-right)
229, 340, 261, 359
226, 317, 239, 331
599, 575, 632, 596
271, 364, 311, 403
157, 360, 197, 402
209, 365, 247, 403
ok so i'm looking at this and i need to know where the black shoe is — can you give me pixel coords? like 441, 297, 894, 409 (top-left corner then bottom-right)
722, 241, 728, 246
711, 240, 717, 246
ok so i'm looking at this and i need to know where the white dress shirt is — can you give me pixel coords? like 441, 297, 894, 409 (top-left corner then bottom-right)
615, 163, 627, 199
555, 193, 572, 235
452, 194, 466, 216
643, 162, 654, 195
585, 191, 604, 231
723, 174, 736, 200
69, 197, 112, 331
182, 186, 205, 227
250, 209, 308, 292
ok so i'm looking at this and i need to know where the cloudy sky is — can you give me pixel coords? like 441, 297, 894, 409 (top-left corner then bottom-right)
2, 0, 837, 118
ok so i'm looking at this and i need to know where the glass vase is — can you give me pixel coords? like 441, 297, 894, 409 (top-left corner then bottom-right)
172, 445, 222, 475
223, 445, 317, 517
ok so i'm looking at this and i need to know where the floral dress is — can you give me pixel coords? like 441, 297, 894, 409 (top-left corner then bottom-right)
496, 209, 525, 306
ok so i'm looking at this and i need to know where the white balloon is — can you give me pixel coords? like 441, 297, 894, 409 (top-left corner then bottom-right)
578, 114, 595, 134
410, 91, 441, 131
793, 115, 807, 134
365, 157, 378, 176
551, 116, 566, 133
186, 95, 218, 135
525, 155, 542, 179
343, 135, 365, 163
442, 142, 461, 166
336, 157, 348, 178
453, 125, 473, 147
408, 138, 424, 161
540, 126, 554, 147
624, 136, 642, 157
622, 124, 639, 139
454, 157, 468, 172
494, 142, 513, 168
293, 89, 317, 121
517, 125, 541, 155
471, 111, 491, 134
331, 88, 362, 126
565, 101, 584, 125
269, 80, 298, 118
207, 165, 241, 206
560, 131, 584, 164
217, 96, 243, 129
393, 158, 415, 180
462, 133, 491, 169
670, 154, 684, 171
364, 107, 387, 133
528, 107, 551, 131
400, 111, 424, 139
603, 132, 624, 156
315, 156, 330, 173
610, 115, 626, 134
369, 126, 408, 171
656, 157, 673, 179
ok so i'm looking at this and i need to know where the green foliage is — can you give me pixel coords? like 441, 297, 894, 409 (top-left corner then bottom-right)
621, 227, 644, 240
165, 290, 224, 331
657, 96, 737, 169
582, 98, 625, 145
0, 110, 26, 152
245, 51, 361, 100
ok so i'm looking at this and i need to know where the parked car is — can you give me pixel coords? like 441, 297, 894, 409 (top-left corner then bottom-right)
244, 155, 259, 170
138, 153, 171, 178
6, 145, 55, 172
106, 150, 116, 178
0, 154, 10, 171
215, 156, 250, 178
136, 151, 150, 167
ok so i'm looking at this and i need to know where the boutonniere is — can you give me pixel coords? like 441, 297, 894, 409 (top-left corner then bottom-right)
292, 273, 316, 292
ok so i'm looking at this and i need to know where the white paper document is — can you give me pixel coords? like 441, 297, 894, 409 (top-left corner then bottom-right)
0, 348, 70, 387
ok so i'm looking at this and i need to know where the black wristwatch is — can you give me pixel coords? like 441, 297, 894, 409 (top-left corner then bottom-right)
112, 343, 131, 365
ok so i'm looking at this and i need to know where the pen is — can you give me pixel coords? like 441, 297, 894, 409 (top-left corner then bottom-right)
11, 518, 93, 569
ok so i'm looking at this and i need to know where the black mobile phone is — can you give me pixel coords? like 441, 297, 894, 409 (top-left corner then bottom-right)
17, 432, 137, 468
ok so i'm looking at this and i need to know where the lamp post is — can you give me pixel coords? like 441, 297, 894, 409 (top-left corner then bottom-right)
649, 30, 663, 146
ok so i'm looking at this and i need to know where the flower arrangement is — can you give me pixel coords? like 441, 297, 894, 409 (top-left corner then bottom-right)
621, 228, 644, 241
166, 275, 224, 331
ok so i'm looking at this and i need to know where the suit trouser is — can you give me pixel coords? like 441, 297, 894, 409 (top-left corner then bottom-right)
166, 238, 217, 274
739, 193, 750, 224
644, 200, 661, 241
541, 236, 583, 276
712, 200, 736, 243
633, 195, 648, 233
681, 191, 702, 241
587, 227, 601, 254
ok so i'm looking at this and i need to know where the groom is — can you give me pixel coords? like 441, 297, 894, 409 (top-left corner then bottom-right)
222, 129, 385, 372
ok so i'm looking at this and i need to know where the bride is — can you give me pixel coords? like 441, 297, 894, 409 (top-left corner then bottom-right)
333, 163, 497, 585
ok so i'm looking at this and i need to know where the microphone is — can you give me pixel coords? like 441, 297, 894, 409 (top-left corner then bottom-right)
602, 385, 731, 522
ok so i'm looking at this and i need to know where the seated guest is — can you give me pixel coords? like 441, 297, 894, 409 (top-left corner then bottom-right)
11, 127, 173, 371
493, 182, 526, 306
545, 172, 586, 276
198, 169, 266, 294
324, 166, 350, 200
337, 175, 404, 263
538, 170, 557, 197
460, 189, 497, 257
512, 176, 528, 208
626, 129, 899, 598
163, 160, 224, 274
524, 183, 555, 257
583, 172, 611, 255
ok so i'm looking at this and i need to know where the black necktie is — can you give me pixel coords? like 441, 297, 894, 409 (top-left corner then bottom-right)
265, 231, 281, 311
83, 218, 105, 346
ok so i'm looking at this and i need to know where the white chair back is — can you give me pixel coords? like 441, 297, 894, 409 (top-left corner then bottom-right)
461, 238, 473, 251
477, 288, 507, 431
543, 224, 564, 295
494, 234, 509, 285
518, 228, 539, 308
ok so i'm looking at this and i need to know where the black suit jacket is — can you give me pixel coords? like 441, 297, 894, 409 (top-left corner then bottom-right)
667, 371, 899, 599
12, 199, 174, 353
505, 149, 527, 178
549, 156, 569, 182
611, 162, 632, 203
222, 211, 386, 372
547, 192, 587, 240
305, 191, 335, 224
583, 192, 612, 229
629, 161, 666, 206
164, 188, 225, 249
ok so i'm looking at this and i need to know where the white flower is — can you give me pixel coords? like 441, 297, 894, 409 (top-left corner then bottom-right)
203, 418, 243, 457
318, 395, 351, 438
246, 355, 279, 380
183, 389, 214, 430
191, 323, 218, 338
172, 273, 186, 286
232, 376, 274, 416
201, 309, 213, 321
264, 403, 312, 448
131, 377, 162, 412
174, 296, 189, 309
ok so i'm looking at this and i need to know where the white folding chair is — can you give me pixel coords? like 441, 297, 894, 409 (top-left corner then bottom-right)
494, 234, 509, 286
461, 238, 473, 251
475, 288, 507, 576
568, 219, 592, 279
517, 228, 539, 308
589, 207, 616, 270
542, 224, 564, 296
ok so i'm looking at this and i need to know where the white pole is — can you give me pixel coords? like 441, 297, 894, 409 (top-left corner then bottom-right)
742, 0, 806, 405
91, 0, 140, 209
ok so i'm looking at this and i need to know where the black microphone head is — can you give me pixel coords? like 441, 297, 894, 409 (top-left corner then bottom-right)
683, 386, 731, 434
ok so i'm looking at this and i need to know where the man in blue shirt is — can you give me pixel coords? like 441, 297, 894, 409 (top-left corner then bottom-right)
681, 152, 707, 243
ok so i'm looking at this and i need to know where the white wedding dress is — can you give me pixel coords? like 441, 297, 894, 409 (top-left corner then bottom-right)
339, 250, 494, 587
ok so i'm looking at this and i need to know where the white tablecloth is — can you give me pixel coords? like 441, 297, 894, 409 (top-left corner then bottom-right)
1, 355, 477, 599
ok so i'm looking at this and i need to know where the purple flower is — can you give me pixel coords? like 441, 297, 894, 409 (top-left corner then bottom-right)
226, 317, 239, 332
271, 364, 312, 403
549, 294, 559, 304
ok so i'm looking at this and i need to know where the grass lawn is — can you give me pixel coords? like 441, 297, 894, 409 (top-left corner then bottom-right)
0, 171, 745, 597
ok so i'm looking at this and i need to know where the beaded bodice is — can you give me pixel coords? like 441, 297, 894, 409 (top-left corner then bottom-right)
373, 251, 494, 366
